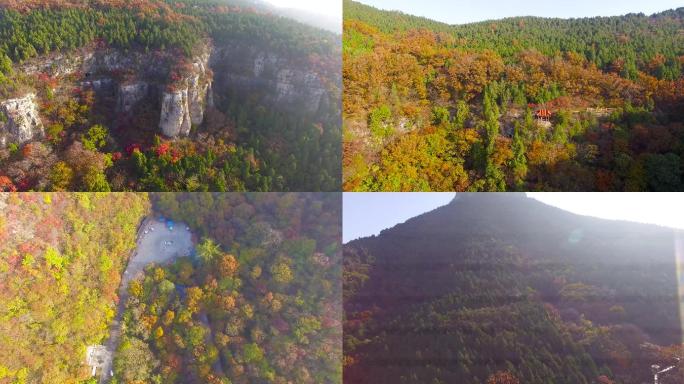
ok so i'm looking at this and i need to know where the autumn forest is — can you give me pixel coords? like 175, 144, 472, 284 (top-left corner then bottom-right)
2, 0, 684, 383
0, 192, 341, 384
0, 0, 341, 192
343, 0, 684, 191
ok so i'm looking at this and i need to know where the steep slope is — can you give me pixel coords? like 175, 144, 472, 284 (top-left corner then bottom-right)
0, 0, 342, 192
343, 0, 684, 192
344, 193, 683, 383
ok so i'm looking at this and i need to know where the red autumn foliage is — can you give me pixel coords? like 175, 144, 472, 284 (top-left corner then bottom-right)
155, 142, 171, 157
0, 176, 17, 192
486, 371, 520, 384
17, 179, 32, 191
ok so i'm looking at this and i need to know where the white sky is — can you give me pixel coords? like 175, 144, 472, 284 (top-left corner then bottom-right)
344, 193, 684, 243
528, 193, 684, 231
266, 0, 341, 17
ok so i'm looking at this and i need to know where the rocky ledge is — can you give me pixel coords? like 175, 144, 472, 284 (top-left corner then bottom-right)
1, 39, 330, 146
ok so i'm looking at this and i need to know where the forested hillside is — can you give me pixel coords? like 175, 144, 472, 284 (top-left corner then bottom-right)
111, 193, 342, 383
344, 193, 684, 384
343, 0, 684, 191
0, 0, 341, 192
0, 193, 150, 383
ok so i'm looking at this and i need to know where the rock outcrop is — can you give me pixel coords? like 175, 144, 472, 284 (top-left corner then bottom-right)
210, 45, 330, 114
159, 47, 212, 137
0, 94, 44, 148
275, 68, 326, 112
159, 89, 191, 137
116, 82, 149, 115
6, 39, 331, 142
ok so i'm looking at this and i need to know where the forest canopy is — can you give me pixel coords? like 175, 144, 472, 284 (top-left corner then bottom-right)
344, 193, 684, 384
0, 0, 342, 192
110, 193, 343, 384
0, 192, 342, 384
343, 0, 684, 191
0, 193, 150, 383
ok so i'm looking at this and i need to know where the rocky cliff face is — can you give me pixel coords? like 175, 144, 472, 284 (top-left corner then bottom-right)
159, 48, 212, 137
210, 44, 329, 114
116, 82, 149, 114
16, 43, 213, 139
159, 89, 191, 137
0, 94, 44, 148
1, 39, 328, 146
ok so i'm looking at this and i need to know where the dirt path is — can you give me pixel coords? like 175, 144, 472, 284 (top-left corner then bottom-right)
97, 216, 194, 383
199, 313, 226, 376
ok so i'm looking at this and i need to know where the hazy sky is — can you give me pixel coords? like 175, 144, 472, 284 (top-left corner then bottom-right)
356, 0, 684, 25
343, 193, 684, 243
266, 0, 340, 17
344, 193, 456, 242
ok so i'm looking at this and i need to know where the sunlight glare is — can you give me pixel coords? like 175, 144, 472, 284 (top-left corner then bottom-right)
527, 193, 684, 231
265, 0, 341, 17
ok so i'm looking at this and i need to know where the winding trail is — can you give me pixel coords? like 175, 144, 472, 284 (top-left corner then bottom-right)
97, 216, 194, 383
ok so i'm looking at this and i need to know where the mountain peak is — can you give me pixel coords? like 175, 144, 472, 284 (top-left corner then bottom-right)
452, 192, 528, 203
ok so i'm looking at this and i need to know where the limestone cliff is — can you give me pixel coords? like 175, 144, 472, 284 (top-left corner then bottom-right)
210, 44, 329, 114
159, 89, 191, 137
0, 94, 44, 148
1, 39, 329, 145
116, 82, 149, 115
159, 47, 212, 137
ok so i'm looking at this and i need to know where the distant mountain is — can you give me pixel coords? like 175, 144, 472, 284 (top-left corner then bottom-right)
344, 193, 684, 383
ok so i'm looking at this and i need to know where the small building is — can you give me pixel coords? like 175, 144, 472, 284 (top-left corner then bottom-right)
535, 109, 552, 121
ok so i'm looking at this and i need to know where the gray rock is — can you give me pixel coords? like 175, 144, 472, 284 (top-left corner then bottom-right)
13, 38, 332, 140
210, 43, 329, 115
0, 94, 44, 147
159, 89, 191, 137
159, 49, 212, 137
117, 82, 149, 114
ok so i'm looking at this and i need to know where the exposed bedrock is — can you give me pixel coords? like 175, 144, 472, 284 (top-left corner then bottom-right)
116, 82, 150, 115
210, 45, 329, 114
1, 39, 329, 144
0, 94, 44, 148
159, 89, 191, 137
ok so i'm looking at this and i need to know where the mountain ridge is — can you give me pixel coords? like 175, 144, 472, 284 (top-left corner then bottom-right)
347, 193, 679, 247
344, 193, 683, 383
345, 0, 684, 30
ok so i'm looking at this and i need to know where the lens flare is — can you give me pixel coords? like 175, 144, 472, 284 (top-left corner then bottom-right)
676, 231, 684, 345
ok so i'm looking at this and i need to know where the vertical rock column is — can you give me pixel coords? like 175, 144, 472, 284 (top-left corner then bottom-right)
0, 94, 44, 147
159, 49, 212, 138
159, 89, 191, 137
